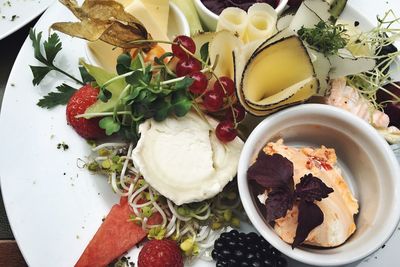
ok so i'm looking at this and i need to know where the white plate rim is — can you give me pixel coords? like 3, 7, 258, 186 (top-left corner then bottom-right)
0, 1, 399, 267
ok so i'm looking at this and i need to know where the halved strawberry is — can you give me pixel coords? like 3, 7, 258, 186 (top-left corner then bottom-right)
66, 84, 105, 139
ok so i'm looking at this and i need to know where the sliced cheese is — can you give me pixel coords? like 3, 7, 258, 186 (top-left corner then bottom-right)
217, 3, 278, 43
209, 30, 243, 79
125, 0, 171, 52
246, 3, 277, 42
217, 7, 248, 42
87, 40, 124, 73
243, 36, 314, 102
139, 0, 169, 36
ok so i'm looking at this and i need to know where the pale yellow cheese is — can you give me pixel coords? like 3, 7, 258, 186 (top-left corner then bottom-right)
115, 0, 133, 7
87, 40, 124, 73
140, 0, 169, 36
115, 0, 169, 37
125, 0, 171, 52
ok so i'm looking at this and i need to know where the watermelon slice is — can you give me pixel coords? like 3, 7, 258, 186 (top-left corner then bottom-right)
75, 198, 147, 267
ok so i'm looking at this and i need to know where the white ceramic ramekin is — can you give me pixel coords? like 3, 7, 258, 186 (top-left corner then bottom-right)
193, 0, 288, 31
238, 104, 400, 266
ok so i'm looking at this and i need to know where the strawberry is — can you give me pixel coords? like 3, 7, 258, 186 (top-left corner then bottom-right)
138, 239, 184, 267
66, 84, 105, 139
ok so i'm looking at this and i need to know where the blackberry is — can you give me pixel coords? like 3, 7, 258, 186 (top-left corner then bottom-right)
212, 230, 288, 267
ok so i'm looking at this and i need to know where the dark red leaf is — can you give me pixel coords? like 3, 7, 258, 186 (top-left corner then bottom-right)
292, 200, 324, 248
247, 152, 294, 191
295, 174, 334, 202
265, 189, 294, 222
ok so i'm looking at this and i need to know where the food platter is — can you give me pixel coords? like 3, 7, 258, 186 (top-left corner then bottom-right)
0, 0, 399, 267
0, 0, 54, 40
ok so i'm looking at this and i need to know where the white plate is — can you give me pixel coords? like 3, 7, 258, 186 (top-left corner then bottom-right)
0, 0, 54, 40
0, 0, 399, 266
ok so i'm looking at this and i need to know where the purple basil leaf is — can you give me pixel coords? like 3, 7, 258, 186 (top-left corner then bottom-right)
265, 189, 294, 222
292, 200, 324, 248
295, 174, 334, 202
247, 152, 294, 191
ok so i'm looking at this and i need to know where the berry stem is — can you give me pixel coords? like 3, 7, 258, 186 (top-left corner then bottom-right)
75, 111, 132, 119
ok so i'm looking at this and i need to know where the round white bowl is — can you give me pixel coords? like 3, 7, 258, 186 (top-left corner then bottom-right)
85, 2, 190, 72
237, 104, 400, 266
193, 0, 288, 31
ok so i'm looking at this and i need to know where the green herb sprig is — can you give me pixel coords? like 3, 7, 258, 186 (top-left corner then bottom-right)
37, 83, 77, 109
298, 21, 348, 56
29, 29, 83, 85
29, 29, 96, 108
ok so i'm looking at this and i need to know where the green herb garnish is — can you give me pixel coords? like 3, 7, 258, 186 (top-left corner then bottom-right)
37, 83, 77, 109
29, 29, 96, 109
81, 52, 194, 141
298, 21, 348, 56
29, 29, 83, 85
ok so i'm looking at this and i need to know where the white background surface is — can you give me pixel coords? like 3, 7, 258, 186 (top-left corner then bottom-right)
0, 0, 54, 40
0, 0, 399, 266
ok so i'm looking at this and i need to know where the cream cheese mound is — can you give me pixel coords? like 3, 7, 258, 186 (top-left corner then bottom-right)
131, 112, 243, 205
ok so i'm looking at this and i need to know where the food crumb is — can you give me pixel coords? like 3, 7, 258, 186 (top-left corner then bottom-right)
76, 235, 80, 239
10, 83, 15, 87
57, 142, 69, 151
382, 244, 386, 249
10, 15, 19, 21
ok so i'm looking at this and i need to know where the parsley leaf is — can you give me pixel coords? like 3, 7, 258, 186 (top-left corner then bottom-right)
37, 83, 77, 109
29, 28, 83, 85
30, 66, 52, 86
43, 33, 62, 63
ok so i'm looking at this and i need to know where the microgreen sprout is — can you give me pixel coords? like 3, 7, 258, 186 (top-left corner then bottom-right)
85, 142, 245, 260
346, 10, 400, 110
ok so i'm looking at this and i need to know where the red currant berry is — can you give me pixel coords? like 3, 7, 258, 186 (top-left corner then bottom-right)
226, 104, 246, 122
188, 72, 208, 95
172, 35, 196, 59
176, 58, 202, 77
213, 77, 235, 96
203, 90, 224, 112
216, 121, 238, 143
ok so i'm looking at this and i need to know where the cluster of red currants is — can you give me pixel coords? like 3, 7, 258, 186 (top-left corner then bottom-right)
172, 35, 245, 143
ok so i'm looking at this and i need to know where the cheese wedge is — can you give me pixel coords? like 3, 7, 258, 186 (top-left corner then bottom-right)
122, 0, 171, 51
140, 0, 169, 35
87, 41, 124, 73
